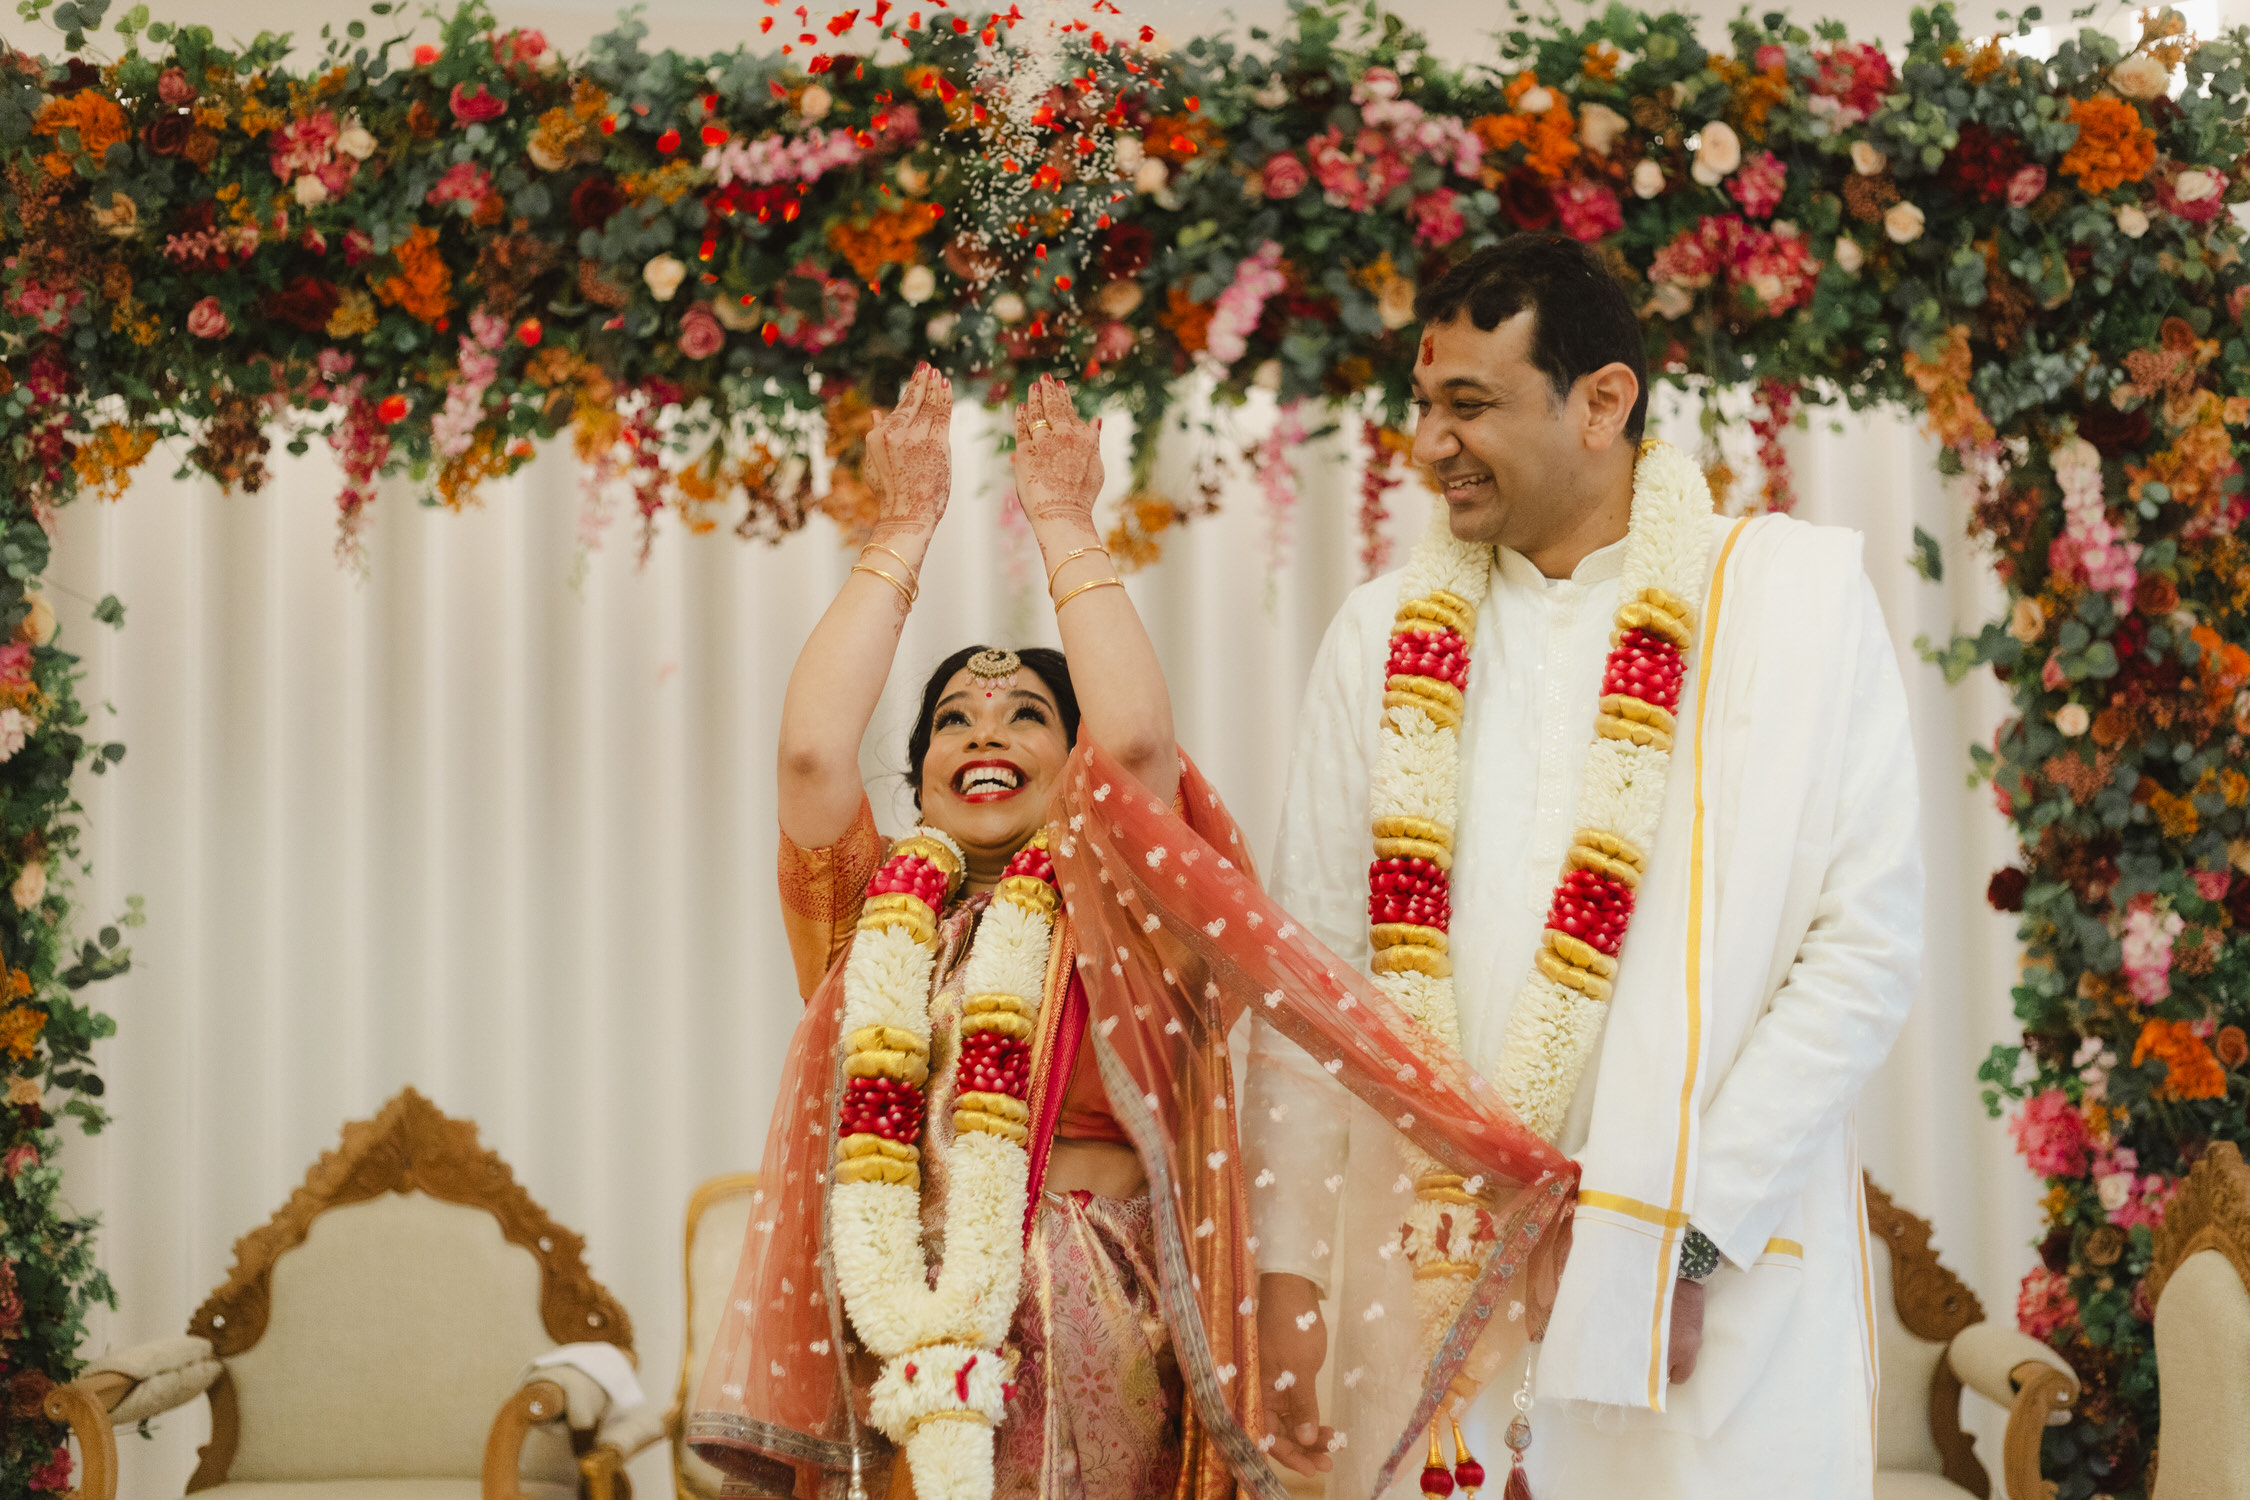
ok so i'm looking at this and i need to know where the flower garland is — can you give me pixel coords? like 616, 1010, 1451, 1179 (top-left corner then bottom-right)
828, 827, 1061, 1500
1365, 440, 1710, 1489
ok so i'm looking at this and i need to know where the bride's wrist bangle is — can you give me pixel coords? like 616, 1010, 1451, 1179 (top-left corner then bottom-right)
851, 562, 917, 608
1053, 575, 1124, 613
1043, 544, 1109, 594
861, 541, 921, 589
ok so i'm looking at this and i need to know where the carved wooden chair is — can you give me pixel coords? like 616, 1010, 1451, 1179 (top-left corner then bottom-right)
1867, 1175, 2081, 1500
47, 1088, 664, 1500
2145, 1140, 2250, 1500
669, 1173, 762, 1500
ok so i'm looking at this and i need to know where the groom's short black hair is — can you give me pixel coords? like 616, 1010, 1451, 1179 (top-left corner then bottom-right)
1413, 233, 1649, 441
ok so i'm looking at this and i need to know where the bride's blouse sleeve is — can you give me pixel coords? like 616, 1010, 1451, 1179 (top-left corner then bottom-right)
777, 796, 886, 1002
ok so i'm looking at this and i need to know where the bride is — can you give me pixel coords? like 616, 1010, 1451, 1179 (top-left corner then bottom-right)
688, 367, 1575, 1500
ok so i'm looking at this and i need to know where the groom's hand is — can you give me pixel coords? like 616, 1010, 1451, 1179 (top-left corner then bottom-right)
1667, 1278, 1706, 1385
1257, 1272, 1335, 1475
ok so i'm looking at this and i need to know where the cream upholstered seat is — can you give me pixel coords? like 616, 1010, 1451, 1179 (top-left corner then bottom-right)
47, 1090, 656, 1500
1866, 1175, 2080, 1500
2146, 1141, 2250, 1500
670, 1174, 761, 1500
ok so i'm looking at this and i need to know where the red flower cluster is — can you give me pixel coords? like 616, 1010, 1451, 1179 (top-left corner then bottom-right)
1941, 124, 2029, 204
840, 1074, 925, 1142
958, 1029, 1030, 1098
1547, 865, 1635, 955
1601, 629, 1684, 711
1387, 627, 1469, 689
1369, 856, 1450, 929
866, 853, 947, 906
1002, 840, 1055, 884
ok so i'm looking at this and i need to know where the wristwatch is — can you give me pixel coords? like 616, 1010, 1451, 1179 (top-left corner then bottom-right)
1677, 1227, 1722, 1283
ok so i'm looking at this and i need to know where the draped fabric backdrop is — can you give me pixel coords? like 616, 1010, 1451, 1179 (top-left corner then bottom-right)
47, 399, 2030, 1495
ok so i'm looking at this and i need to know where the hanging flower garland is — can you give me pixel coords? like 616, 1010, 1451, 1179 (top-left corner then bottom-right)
827, 827, 1060, 1500
1365, 439, 1711, 1494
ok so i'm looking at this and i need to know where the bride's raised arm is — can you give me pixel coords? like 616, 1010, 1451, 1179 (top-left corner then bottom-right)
1012, 375, 1178, 806
775, 364, 954, 851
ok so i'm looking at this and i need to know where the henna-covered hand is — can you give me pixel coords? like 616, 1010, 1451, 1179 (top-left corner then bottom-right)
1011, 374, 1105, 537
863, 363, 954, 544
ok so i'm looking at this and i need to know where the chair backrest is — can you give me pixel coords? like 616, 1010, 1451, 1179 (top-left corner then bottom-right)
674, 1173, 760, 1500
1863, 1175, 1989, 1493
186, 1089, 634, 1488
2148, 1142, 2250, 1500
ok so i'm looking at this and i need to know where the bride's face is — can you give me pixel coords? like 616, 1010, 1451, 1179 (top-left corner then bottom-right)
916, 667, 1070, 870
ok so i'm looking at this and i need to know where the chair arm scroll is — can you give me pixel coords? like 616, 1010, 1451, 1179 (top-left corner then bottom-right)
1948, 1323, 2080, 1500
484, 1378, 570, 1500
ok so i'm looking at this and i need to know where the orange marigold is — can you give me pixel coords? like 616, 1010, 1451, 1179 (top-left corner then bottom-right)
2060, 97, 2157, 194
1474, 78, 1580, 180
0, 1006, 43, 1062
32, 92, 130, 180
2133, 1017, 2228, 1101
71, 423, 159, 503
1903, 326, 1996, 454
374, 224, 454, 325
826, 207, 935, 283
1160, 284, 1214, 354
1712, 56, 1792, 140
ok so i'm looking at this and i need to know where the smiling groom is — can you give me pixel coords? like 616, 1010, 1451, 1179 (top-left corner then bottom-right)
1240, 234, 1926, 1497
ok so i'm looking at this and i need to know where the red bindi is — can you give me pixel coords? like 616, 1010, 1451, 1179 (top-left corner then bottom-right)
1420, 334, 1435, 366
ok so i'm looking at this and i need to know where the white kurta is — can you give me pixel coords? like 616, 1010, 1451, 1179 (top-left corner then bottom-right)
1243, 512, 1924, 1498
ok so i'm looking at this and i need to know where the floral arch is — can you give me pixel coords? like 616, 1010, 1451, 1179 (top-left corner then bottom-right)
3, 0, 2248, 1493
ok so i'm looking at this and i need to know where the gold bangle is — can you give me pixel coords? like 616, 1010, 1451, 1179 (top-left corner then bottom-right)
1053, 575, 1125, 612
861, 542, 920, 590
850, 563, 916, 608
1044, 544, 1110, 593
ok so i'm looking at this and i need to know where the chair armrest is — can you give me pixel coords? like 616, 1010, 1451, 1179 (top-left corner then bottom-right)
44, 1376, 128, 1500
82, 1336, 223, 1426
577, 1403, 676, 1500
1948, 1322, 2080, 1500
484, 1379, 569, 1500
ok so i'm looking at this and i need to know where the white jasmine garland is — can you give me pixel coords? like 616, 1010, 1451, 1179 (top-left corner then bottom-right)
1368, 442, 1713, 1367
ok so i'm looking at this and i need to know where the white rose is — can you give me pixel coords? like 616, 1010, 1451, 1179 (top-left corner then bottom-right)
2174, 168, 2222, 203
643, 254, 687, 302
2116, 203, 2150, 238
2057, 703, 2091, 737
1253, 358, 1282, 391
1097, 279, 1144, 318
293, 174, 329, 207
336, 124, 377, 159
11, 860, 43, 911
798, 85, 833, 121
899, 265, 937, 305
1691, 156, 1725, 187
926, 312, 960, 344
1693, 120, 1740, 177
1113, 135, 1145, 173
1134, 158, 1169, 194
2096, 1171, 2131, 1210
1578, 103, 1628, 156
712, 296, 760, 331
526, 136, 567, 172
1850, 141, 1888, 176
895, 162, 930, 195
16, 593, 54, 647
1516, 86, 1555, 115
1833, 236, 1865, 273
1632, 158, 1666, 199
1884, 201, 1925, 243
1647, 283, 1696, 320
1253, 79, 1290, 109
2111, 52, 2170, 100
991, 292, 1027, 323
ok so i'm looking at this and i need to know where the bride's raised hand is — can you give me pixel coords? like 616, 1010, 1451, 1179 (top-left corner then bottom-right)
1011, 374, 1104, 542
863, 363, 954, 546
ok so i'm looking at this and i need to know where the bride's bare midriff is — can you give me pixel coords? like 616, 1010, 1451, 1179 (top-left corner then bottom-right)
1044, 1137, 1147, 1201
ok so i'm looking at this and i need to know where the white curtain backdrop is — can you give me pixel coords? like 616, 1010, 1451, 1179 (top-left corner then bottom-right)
51, 395, 2031, 1495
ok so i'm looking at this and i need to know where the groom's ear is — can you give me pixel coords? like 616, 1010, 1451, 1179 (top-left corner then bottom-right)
1577, 361, 1642, 450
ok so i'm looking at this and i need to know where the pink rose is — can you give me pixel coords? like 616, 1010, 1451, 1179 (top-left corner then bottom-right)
677, 304, 726, 361
448, 83, 508, 126
1262, 152, 1309, 200
426, 160, 493, 208
1093, 320, 1136, 362
2195, 869, 2233, 901
0, 645, 31, 688
343, 228, 374, 266
2006, 164, 2047, 208
2231, 284, 2250, 324
157, 66, 197, 105
187, 297, 230, 339
2, 1144, 36, 1180
1553, 177, 1624, 241
2009, 1089, 2091, 1177
492, 28, 548, 71
1755, 43, 1787, 71
1410, 188, 1466, 246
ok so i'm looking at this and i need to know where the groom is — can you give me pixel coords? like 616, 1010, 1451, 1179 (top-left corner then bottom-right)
1243, 234, 1924, 1496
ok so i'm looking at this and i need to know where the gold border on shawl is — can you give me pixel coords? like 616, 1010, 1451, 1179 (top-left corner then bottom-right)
1645, 515, 1749, 1410
1578, 1190, 1690, 1229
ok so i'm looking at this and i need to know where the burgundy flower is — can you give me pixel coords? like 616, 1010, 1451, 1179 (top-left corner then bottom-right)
1102, 223, 1155, 279
58, 58, 101, 95
1940, 124, 2028, 204
143, 112, 191, 157
9, 1369, 52, 1419
267, 276, 341, 333
2038, 1224, 2072, 1273
2135, 573, 2179, 616
342, 228, 374, 266
1500, 169, 1557, 231
2217, 1025, 2248, 1068
448, 83, 507, 126
1987, 868, 2029, 912
569, 176, 626, 230
2075, 402, 2152, 461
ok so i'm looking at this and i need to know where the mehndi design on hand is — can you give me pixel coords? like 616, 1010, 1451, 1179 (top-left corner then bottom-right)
1011, 375, 1105, 531
864, 363, 954, 546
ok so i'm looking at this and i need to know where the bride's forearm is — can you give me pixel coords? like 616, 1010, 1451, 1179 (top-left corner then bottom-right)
776, 527, 933, 850
1044, 527, 1177, 805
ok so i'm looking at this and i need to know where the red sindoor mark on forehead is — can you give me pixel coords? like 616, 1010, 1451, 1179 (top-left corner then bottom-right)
1420, 333, 1436, 366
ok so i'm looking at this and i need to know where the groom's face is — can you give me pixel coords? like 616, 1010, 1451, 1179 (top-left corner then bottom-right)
1408, 310, 1584, 551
